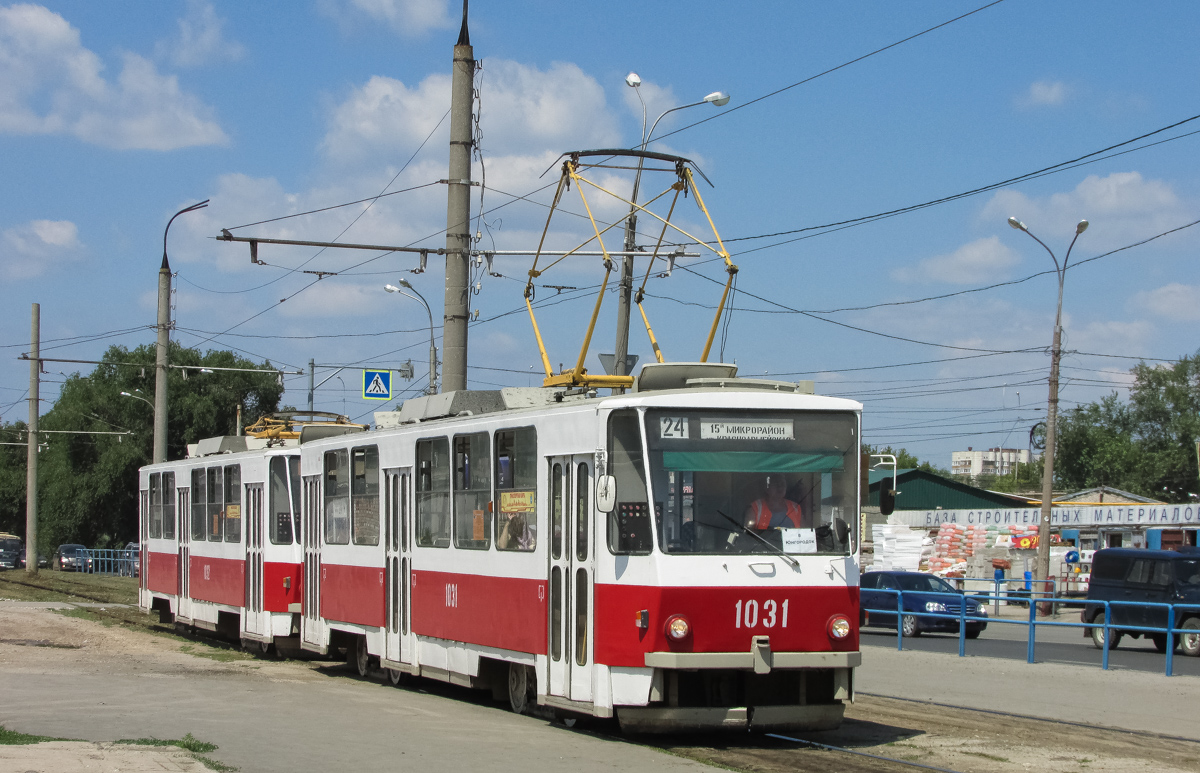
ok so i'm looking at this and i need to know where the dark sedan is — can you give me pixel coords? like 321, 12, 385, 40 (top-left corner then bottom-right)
55, 544, 88, 572
860, 570, 988, 638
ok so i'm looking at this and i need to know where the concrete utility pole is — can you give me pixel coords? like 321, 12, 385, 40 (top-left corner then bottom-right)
158, 200, 208, 463
308, 359, 315, 412
25, 303, 39, 576
441, 0, 474, 393
1008, 216, 1088, 612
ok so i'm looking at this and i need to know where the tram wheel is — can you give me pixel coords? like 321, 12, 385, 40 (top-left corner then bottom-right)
387, 668, 407, 686
507, 663, 535, 715
349, 636, 370, 677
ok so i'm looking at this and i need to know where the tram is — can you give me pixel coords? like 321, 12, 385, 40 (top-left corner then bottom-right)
141, 363, 862, 732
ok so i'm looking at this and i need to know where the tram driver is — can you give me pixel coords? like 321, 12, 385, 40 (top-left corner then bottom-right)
744, 474, 804, 531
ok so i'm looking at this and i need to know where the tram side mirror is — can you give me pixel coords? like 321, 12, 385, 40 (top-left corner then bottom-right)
834, 517, 849, 545
879, 488, 895, 516
596, 475, 617, 513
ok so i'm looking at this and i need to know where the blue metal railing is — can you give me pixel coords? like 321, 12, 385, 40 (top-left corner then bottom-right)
76, 549, 139, 577
866, 587, 1200, 676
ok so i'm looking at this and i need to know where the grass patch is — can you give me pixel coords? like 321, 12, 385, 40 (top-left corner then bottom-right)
963, 751, 1011, 762
179, 643, 254, 663
0, 726, 68, 745
116, 733, 237, 771
0, 571, 138, 605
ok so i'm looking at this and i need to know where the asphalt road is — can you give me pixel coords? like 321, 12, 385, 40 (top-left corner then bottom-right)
859, 611, 1200, 677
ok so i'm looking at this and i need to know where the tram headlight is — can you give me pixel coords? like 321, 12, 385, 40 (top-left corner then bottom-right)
827, 615, 851, 640
664, 614, 691, 641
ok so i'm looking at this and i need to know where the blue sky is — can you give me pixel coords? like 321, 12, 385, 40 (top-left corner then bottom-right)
2, 0, 1198, 466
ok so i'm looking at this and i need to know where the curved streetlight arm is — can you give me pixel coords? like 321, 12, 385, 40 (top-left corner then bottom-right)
385, 283, 439, 394
163, 200, 210, 268
120, 391, 154, 409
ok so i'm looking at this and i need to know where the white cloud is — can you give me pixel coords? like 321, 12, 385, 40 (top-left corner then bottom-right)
155, 0, 244, 68
321, 0, 453, 37
983, 172, 1194, 249
892, 236, 1020, 285
1, 218, 82, 278
0, 3, 226, 149
1130, 283, 1200, 321
1021, 79, 1067, 107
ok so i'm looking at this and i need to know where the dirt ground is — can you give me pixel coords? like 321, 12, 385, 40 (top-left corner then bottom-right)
1, 599, 1198, 773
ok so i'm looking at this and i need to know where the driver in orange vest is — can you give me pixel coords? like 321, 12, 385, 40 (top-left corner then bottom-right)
744, 474, 803, 530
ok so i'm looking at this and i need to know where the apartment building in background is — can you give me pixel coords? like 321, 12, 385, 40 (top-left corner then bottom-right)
950, 446, 1033, 478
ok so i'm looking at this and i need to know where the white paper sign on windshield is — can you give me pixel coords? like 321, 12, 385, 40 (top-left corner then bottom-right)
699, 420, 793, 441
781, 528, 817, 554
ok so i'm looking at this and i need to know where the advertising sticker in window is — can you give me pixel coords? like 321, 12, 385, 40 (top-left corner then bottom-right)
700, 420, 793, 441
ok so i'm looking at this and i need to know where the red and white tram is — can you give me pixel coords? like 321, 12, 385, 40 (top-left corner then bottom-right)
139, 363, 862, 732
139, 437, 306, 652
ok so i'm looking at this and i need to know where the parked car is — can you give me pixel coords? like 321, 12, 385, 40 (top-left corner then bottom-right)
1081, 547, 1200, 656
120, 542, 140, 577
860, 570, 989, 638
55, 544, 88, 571
0, 535, 22, 570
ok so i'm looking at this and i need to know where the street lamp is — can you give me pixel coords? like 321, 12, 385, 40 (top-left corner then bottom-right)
120, 390, 154, 410
156, 199, 209, 464
1008, 215, 1088, 610
385, 281, 438, 395
612, 74, 731, 391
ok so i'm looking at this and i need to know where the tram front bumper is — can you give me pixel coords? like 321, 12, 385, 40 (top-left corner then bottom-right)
644, 649, 861, 672
617, 704, 845, 733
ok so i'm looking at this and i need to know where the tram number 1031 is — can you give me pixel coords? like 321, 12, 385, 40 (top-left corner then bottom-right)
734, 599, 789, 629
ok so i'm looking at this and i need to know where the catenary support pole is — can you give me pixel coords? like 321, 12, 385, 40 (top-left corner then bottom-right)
154, 252, 171, 464
308, 358, 315, 412
441, 1, 473, 393
25, 303, 39, 576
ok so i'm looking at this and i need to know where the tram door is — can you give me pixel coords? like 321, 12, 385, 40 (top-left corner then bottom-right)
547, 456, 596, 703
384, 468, 415, 666
301, 474, 323, 649
178, 487, 191, 621
243, 483, 266, 638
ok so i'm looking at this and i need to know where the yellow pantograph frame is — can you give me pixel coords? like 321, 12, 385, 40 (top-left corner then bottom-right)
524, 153, 737, 389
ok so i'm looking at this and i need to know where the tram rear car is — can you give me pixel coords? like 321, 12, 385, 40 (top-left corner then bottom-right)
139, 444, 304, 652
299, 375, 861, 732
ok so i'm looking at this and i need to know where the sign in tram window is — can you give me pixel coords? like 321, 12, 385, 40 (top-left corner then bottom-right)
162, 472, 176, 540
224, 465, 241, 543
351, 446, 380, 546
453, 433, 490, 550
495, 427, 536, 552
324, 450, 350, 545
207, 467, 224, 541
416, 438, 451, 548
191, 468, 207, 541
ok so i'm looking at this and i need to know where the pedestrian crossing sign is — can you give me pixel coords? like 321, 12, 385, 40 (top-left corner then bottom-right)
362, 370, 391, 400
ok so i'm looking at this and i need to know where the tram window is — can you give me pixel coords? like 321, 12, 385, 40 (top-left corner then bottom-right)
550, 565, 562, 661
551, 462, 564, 560
149, 473, 162, 539
191, 468, 207, 541
324, 450, 350, 545
351, 446, 380, 546
575, 567, 588, 666
269, 456, 293, 545
607, 410, 652, 555
289, 456, 302, 542
453, 433, 490, 550
162, 472, 176, 540
224, 465, 241, 543
207, 467, 224, 541
416, 438, 451, 548
495, 427, 536, 552
576, 463, 589, 561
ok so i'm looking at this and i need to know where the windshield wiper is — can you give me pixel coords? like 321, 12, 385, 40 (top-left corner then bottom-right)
715, 510, 799, 568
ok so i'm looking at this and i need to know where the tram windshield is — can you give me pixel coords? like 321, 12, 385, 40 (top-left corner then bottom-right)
642, 409, 858, 556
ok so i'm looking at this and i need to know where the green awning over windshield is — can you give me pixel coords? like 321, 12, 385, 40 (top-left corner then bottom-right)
661, 450, 844, 473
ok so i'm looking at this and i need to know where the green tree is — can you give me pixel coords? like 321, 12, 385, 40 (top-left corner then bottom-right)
1055, 351, 1199, 499
0, 343, 283, 552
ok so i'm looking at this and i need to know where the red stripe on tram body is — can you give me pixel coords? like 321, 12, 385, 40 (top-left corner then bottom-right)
410, 570, 547, 654
262, 561, 303, 613
188, 555, 245, 607
145, 551, 179, 596
593, 583, 859, 667
321, 563, 386, 628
